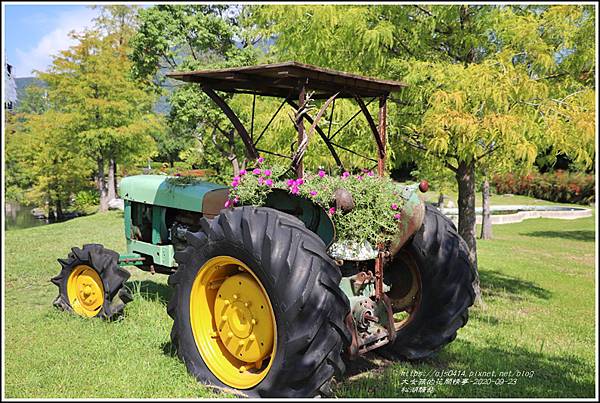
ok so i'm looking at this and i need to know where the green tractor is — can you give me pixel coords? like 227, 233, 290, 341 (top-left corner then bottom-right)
51, 62, 474, 397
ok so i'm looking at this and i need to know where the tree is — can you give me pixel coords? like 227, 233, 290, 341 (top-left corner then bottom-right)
38, 10, 160, 211
130, 5, 259, 177
248, 4, 596, 303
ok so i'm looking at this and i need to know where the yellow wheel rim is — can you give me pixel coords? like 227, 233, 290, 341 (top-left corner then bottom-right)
67, 265, 105, 317
190, 256, 276, 389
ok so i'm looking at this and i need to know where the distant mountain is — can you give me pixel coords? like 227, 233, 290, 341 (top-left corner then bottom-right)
14, 76, 170, 114
15, 77, 46, 105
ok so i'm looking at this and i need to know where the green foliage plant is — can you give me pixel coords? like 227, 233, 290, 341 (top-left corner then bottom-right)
227, 159, 405, 245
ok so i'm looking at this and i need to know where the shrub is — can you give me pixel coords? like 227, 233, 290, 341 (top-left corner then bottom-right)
492, 170, 595, 205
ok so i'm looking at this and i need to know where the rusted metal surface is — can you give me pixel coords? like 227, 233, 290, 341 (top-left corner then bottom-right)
345, 313, 360, 359
374, 251, 384, 300
351, 271, 374, 294
389, 187, 426, 256
381, 293, 397, 343
333, 188, 355, 213
378, 96, 388, 176
296, 83, 306, 177
201, 85, 259, 160
167, 61, 406, 99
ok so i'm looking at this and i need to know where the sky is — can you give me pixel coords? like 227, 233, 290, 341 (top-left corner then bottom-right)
4, 4, 100, 78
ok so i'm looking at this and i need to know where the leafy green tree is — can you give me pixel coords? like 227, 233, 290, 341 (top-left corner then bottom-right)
38, 11, 160, 211
248, 4, 596, 303
130, 5, 259, 177
19, 111, 92, 220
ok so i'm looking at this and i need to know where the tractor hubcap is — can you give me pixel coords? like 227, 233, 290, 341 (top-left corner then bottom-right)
190, 256, 276, 389
67, 265, 104, 317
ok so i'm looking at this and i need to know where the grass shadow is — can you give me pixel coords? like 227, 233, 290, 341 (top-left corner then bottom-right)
520, 230, 595, 242
479, 270, 551, 301
161, 340, 177, 357
336, 340, 594, 398
126, 280, 172, 305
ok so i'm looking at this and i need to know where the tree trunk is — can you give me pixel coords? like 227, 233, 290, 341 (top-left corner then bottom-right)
56, 198, 64, 221
97, 157, 109, 212
480, 178, 493, 240
456, 160, 482, 305
107, 157, 117, 201
113, 160, 118, 198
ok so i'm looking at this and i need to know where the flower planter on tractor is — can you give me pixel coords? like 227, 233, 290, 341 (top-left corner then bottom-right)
52, 61, 475, 398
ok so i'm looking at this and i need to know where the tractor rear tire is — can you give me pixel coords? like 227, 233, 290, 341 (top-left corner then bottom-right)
384, 204, 475, 360
51, 244, 132, 320
168, 206, 350, 397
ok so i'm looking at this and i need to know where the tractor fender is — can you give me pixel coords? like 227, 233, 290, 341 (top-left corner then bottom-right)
264, 188, 336, 247
389, 184, 426, 256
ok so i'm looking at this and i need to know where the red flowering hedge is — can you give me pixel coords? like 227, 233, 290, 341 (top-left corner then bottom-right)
491, 171, 595, 205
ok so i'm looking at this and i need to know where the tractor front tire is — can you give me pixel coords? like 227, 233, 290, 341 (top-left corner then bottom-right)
51, 244, 132, 320
168, 206, 350, 397
384, 204, 475, 360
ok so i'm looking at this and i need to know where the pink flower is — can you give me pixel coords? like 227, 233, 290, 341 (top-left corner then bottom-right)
265, 179, 273, 187
356, 175, 363, 181
329, 207, 336, 215
342, 171, 350, 179
258, 177, 264, 185
362, 168, 370, 173
224, 199, 232, 208
394, 213, 402, 220
231, 181, 239, 188
296, 178, 304, 185
233, 197, 239, 205
318, 170, 326, 178
310, 190, 318, 196
291, 185, 300, 195
287, 179, 295, 186
253, 168, 262, 175
367, 171, 374, 177
391, 203, 398, 210
264, 169, 272, 176
257, 157, 265, 163
239, 169, 247, 176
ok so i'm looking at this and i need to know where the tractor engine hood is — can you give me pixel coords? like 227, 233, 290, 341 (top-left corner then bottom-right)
119, 175, 228, 215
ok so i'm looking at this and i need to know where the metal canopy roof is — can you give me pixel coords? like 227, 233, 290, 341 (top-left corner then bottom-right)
166, 61, 406, 99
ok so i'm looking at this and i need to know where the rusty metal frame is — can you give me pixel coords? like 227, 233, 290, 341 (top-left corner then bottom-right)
199, 80, 389, 181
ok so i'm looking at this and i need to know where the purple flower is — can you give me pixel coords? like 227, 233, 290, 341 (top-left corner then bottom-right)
265, 179, 273, 187
391, 203, 398, 210
257, 157, 265, 163
264, 169, 271, 177
356, 175, 363, 181
253, 168, 262, 175
318, 170, 326, 178
367, 170, 374, 177
329, 207, 336, 215
310, 190, 318, 196
342, 171, 350, 179
239, 169, 247, 176
287, 179, 295, 187
291, 185, 300, 195
224, 199, 232, 208
296, 177, 304, 185
394, 213, 402, 220
258, 177, 264, 185
362, 168, 370, 173
233, 197, 239, 205
231, 181, 239, 188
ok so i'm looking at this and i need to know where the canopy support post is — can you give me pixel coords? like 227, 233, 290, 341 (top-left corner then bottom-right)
201, 85, 258, 160
378, 95, 388, 176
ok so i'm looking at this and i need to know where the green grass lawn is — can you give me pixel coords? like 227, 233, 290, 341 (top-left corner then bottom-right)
3, 204, 596, 398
